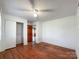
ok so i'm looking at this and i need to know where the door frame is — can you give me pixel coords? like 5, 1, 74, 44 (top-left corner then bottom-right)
5, 20, 28, 50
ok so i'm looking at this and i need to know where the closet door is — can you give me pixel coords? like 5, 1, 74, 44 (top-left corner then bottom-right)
16, 23, 23, 44
5, 21, 16, 49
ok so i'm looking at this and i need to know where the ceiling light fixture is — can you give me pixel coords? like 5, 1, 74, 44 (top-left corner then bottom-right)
34, 13, 37, 17
33, 9, 37, 17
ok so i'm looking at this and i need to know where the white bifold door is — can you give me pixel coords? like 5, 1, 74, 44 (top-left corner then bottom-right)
5, 21, 16, 49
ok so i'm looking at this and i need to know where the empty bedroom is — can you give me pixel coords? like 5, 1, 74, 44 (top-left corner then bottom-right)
0, 0, 79, 59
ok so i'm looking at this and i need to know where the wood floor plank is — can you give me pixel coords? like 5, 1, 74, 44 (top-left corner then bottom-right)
0, 42, 77, 59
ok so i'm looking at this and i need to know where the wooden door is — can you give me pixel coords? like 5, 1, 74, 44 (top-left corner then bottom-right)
27, 25, 32, 42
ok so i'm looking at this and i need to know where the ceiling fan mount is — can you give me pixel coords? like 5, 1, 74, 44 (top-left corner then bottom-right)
34, 9, 38, 12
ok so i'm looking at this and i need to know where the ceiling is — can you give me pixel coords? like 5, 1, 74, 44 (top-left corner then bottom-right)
1, 0, 78, 21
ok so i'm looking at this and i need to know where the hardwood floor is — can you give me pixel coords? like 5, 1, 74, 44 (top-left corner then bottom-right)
0, 42, 77, 59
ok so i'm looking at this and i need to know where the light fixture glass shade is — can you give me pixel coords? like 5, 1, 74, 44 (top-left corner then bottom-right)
34, 13, 37, 17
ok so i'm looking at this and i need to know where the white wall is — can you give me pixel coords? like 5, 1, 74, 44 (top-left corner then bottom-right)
76, 7, 79, 59
33, 21, 42, 43
5, 21, 16, 49
0, 11, 1, 41
0, 12, 6, 52
28, 21, 33, 25
0, 10, 5, 52
42, 16, 76, 49
0, 10, 2, 51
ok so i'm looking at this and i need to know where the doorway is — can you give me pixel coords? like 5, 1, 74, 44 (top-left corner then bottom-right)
27, 25, 32, 45
16, 22, 23, 46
